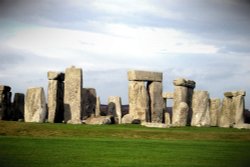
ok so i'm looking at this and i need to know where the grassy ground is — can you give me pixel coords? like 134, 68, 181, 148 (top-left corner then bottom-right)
0, 121, 250, 167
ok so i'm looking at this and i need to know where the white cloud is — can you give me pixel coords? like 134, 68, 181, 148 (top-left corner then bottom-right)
4, 23, 218, 63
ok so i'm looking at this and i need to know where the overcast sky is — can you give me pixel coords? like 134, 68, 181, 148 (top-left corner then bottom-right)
0, 0, 250, 108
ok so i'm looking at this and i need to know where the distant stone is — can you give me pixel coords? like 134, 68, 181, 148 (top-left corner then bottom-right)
128, 70, 162, 81
24, 87, 47, 123
95, 96, 101, 116
162, 92, 174, 99
0, 85, 12, 120
165, 112, 171, 125
141, 122, 169, 128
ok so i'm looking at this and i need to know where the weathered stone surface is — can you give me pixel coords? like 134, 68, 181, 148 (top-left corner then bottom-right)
121, 114, 134, 124
0, 85, 12, 120
84, 116, 114, 125
47, 71, 65, 81
82, 88, 96, 119
162, 92, 173, 99
191, 91, 210, 127
173, 78, 196, 89
209, 98, 221, 126
149, 82, 164, 123
24, 87, 47, 123
12, 93, 25, 121
224, 92, 234, 98
165, 112, 171, 125
172, 102, 189, 126
95, 96, 101, 116
64, 66, 82, 124
219, 97, 233, 128
48, 79, 64, 123
141, 122, 169, 128
108, 96, 122, 124
128, 70, 162, 81
233, 94, 245, 125
128, 81, 149, 122
172, 86, 188, 126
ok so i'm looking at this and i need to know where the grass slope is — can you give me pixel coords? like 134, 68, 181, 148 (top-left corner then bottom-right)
1, 121, 250, 167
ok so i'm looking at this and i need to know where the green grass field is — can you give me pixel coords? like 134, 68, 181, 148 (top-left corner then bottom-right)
1, 121, 250, 167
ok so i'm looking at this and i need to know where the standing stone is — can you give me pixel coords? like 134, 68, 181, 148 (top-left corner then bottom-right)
172, 86, 188, 126
82, 88, 96, 119
219, 97, 233, 128
128, 81, 149, 122
191, 91, 210, 127
12, 93, 25, 121
47, 71, 64, 123
0, 85, 11, 120
24, 87, 47, 123
95, 96, 101, 116
165, 112, 171, 126
108, 96, 122, 124
233, 94, 245, 125
172, 102, 189, 126
64, 66, 82, 124
149, 81, 164, 123
209, 98, 221, 126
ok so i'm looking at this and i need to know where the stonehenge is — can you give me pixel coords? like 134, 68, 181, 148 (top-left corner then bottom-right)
1, 66, 249, 129
128, 70, 164, 123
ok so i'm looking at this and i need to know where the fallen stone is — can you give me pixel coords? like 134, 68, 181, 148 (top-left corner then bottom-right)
84, 116, 114, 125
121, 114, 133, 124
233, 123, 250, 129
141, 122, 169, 128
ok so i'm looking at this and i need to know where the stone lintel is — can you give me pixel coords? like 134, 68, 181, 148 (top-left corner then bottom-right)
224, 90, 246, 97
128, 70, 162, 81
0, 85, 11, 92
173, 78, 196, 89
47, 71, 65, 81
162, 92, 174, 99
